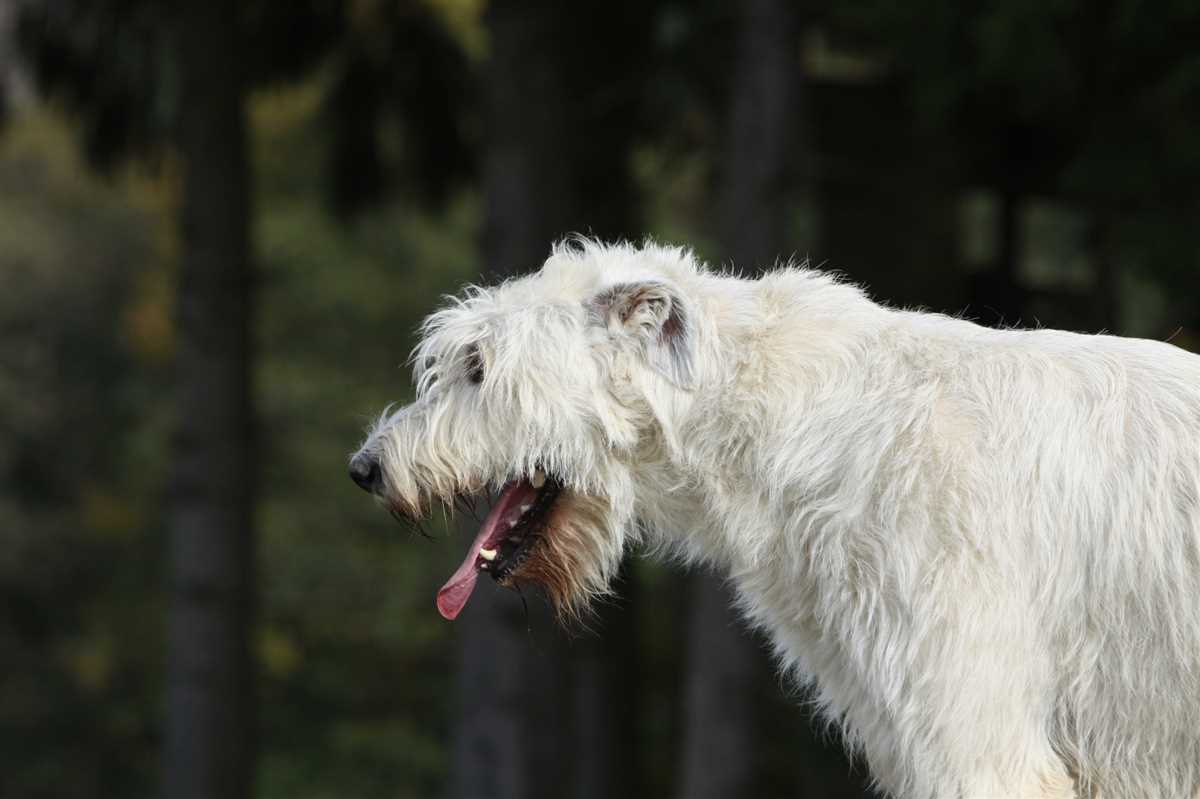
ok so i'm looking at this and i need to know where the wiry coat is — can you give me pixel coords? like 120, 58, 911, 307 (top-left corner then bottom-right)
355, 241, 1200, 798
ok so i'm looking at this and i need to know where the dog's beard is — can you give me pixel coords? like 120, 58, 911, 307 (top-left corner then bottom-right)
433, 471, 614, 621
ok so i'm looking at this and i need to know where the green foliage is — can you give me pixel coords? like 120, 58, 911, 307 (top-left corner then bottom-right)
0, 110, 171, 799
17, 0, 474, 214
834, 0, 1200, 298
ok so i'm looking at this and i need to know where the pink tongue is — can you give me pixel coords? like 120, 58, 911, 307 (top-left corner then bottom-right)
436, 479, 539, 620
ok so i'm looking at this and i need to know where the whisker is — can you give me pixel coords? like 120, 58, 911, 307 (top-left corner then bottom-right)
389, 509, 424, 539
390, 507, 433, 540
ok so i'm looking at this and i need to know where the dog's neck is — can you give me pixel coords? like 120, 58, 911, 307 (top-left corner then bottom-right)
643, 269, 902, 574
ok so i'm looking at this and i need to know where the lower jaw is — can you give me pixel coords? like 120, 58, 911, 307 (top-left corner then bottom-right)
486, 503, 555, 583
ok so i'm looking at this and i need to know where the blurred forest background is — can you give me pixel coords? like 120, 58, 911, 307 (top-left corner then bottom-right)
3, 0, 1200, 797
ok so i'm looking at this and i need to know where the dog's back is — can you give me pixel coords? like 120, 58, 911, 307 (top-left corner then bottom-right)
724, 279, 1200, 796
893, 315, 1200, 795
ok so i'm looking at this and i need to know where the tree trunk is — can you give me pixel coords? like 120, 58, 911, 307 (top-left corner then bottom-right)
967, 187, 1027, 329
163, 1, 255, 798
677, 573, 762, 799
572, 566, 640, 799
719, 0, 802, 269
1088, 213, 1119, 332
448, 3, 575, 799
447, 3, 658, 794
678, 2, 798, 797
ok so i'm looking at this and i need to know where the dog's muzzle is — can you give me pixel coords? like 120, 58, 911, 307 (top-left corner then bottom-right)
348, 453, 382, 494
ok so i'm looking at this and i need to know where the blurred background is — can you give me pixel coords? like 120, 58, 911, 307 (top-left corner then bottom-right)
3, 0, 1200, 797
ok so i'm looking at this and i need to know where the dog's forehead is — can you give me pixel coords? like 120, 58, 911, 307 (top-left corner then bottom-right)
423, 243, 700, 343
419, 279, 582, 356
492, 271, 588, 306
496, 242, 696, 305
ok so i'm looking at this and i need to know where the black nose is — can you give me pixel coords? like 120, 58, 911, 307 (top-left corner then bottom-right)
349, 454, 382, 493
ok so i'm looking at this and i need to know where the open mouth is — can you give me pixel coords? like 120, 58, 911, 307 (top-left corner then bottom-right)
436, 469, 562, 620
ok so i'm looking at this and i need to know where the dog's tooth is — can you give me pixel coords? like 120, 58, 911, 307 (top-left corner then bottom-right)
509, 520, 518, 528
531, 470, 546, 489
520, 504, 531, 513
479, 548, 497, 561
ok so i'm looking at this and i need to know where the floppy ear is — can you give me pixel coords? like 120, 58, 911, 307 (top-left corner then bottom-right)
588, 281, 695, 389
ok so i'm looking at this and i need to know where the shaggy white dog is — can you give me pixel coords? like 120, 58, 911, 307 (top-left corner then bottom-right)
350, 240, 1200, 798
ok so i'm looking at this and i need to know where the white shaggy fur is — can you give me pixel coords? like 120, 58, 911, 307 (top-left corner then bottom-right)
353, 240, 1200, 798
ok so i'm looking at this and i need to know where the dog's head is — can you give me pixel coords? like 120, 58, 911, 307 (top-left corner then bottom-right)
349, 240, 704, 620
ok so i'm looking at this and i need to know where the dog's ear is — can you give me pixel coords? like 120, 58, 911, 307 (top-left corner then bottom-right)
587, 281, 695, 389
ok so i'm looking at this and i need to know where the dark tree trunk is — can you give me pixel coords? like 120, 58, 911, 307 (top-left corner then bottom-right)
719, 0, 801, 268
448, 4, 575, 799
572, 566, 640, 799
1088, 213, 1119, 333
678, 2, 798, 797
677, 573, 762, 799
478, 1, 573, 283
448, 5, 650, 796
968, 187, 1027, 329
163, 1, 255, 799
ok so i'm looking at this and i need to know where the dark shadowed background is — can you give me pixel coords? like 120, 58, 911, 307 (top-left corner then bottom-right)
3, 1, 1200, 797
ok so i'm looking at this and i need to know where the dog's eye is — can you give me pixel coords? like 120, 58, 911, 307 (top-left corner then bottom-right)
465, 345, 484, 385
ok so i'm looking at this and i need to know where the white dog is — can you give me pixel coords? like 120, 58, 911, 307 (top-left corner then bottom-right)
350, 240, 1200, 798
